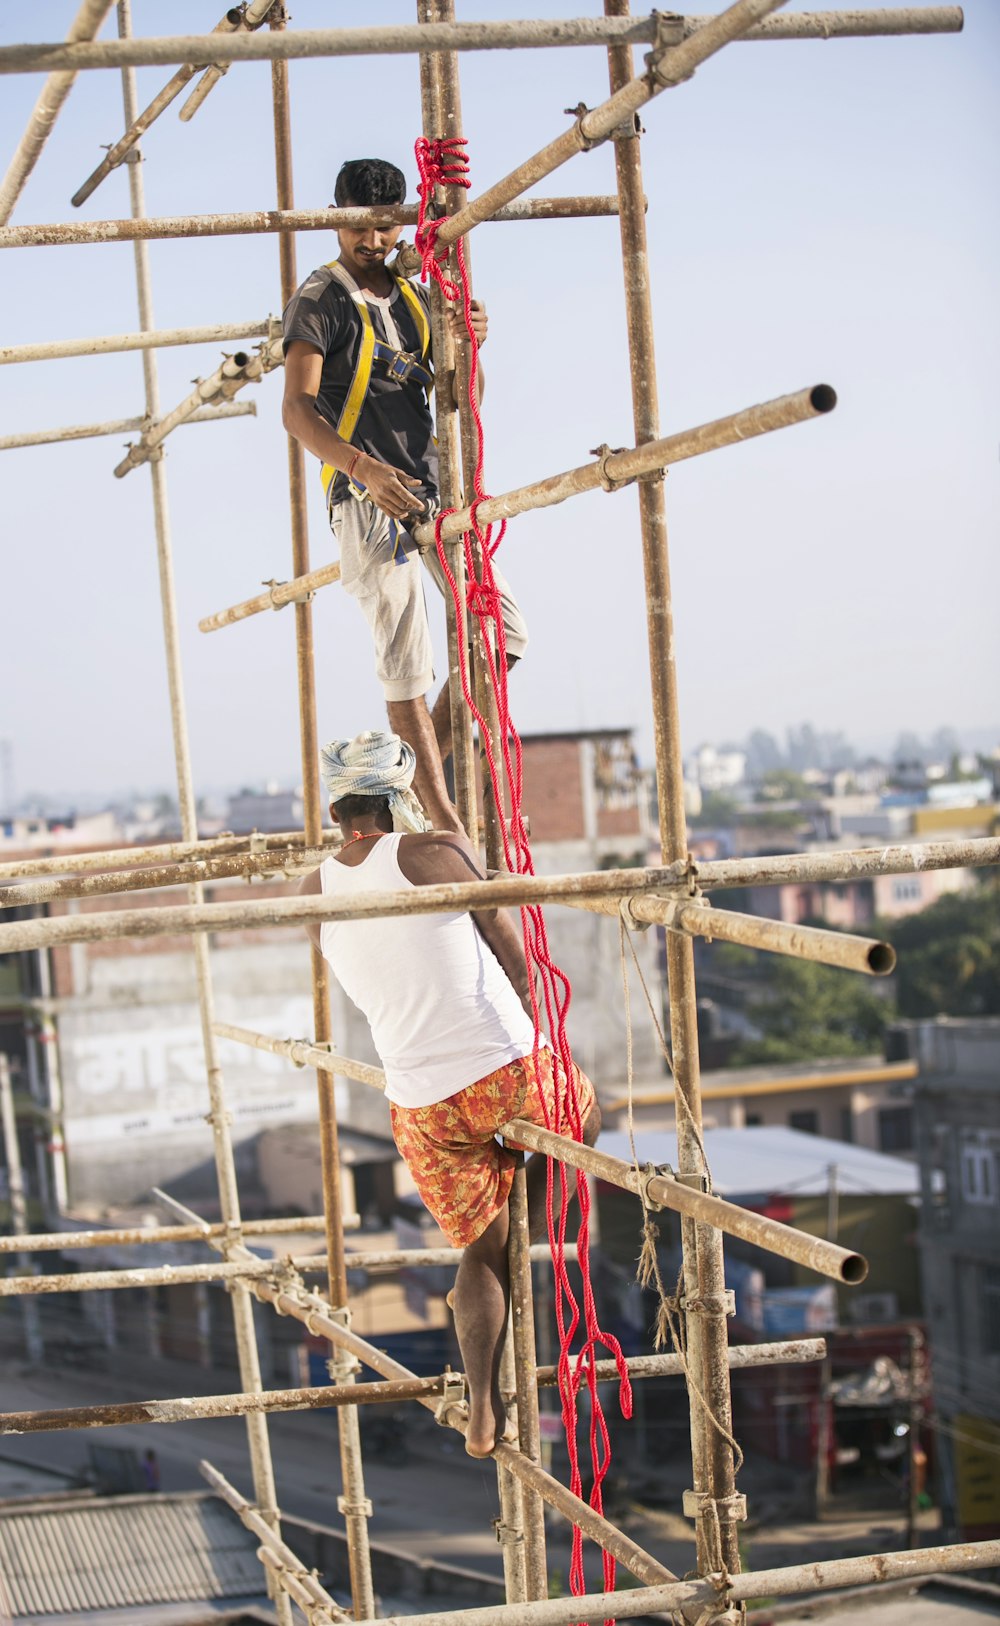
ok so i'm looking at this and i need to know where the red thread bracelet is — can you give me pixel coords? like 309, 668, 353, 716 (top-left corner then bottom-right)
344, 448, 363, 482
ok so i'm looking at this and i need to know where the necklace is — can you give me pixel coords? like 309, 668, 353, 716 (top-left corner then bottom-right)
340, 829, 383, 854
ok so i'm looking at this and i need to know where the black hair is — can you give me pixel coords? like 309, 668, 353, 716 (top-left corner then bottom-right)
332, 792, 392, 824
334, 159, 406, 209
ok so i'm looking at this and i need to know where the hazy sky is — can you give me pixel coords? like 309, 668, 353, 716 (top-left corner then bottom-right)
1, 1, 997, 803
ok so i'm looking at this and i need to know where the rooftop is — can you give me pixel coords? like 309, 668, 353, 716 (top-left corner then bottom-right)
599, 1125, 923, 1199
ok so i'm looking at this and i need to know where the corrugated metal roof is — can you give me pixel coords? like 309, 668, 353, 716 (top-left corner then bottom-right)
0, 1491, 266, 1617
599, 1125, 923, 1197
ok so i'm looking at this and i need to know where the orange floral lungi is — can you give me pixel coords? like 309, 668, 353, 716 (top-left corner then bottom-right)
389, 1048, 596, 1248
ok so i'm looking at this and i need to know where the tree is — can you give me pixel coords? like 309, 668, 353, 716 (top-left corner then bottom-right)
713, 944, 890, 1066
744, 729, 784, 780
882, 886, 1000, 1018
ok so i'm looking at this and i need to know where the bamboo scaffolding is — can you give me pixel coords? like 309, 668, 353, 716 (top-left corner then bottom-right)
499, 1119, 867, 1283
567, 893, 895, 974
113, 16, 291, 1621
200, 1459, 349, 1625
0, 1214, 337, 1254
292, 1540, 1000, 1626
200, 383, 835, 634
0, 1341, 826, 1435
0, 11, 963, 77
0, 0, 114, 227
0, 320, 275, 366
70, 1, 278, 208
0, 197, 623, 252
0, 847, 325, 909
0, 829, 338, 883
0, 401, 255, 453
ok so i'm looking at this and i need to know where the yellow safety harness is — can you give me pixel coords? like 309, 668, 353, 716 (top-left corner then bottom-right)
319, 260, 432, 510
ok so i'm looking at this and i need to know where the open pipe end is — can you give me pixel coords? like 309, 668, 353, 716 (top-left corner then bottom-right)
867, 941, 896, 976
232, 352, 250, 368
810, 384, 837, 414
842, 1253, 868, 1286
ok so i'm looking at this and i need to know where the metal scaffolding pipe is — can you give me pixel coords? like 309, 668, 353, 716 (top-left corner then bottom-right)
0, 196, 623, 251
0, 401, 255, 452
0, 11, 963, 76
0, 1340, 825, 1435
501, 1118, 868, 1284
0, 846, 324, 909
568, 891, 895, 974
199, 385, 833, 633
0, 1214, 339, 1254
212, 1023, 385, 1090
0, 0, 114, 227
200, 1459, 348, 1624
113, 339, 284, 476
0, 319, 275, 366
320, 1540, 1000, 1626
177, 0, 279, 125
0, 829, 338, 883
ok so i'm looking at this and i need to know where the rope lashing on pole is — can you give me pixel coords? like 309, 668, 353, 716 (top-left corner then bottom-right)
413, 135, 632, 1604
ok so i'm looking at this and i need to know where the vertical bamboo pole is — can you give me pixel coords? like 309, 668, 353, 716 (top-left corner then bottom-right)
268, 9, 375, 1616
509, 1158, 549, 1597
0, 1054, 43, 1364
115, 9, 291, 1623
603, 0, 741, 1576
416, 3, 477, 840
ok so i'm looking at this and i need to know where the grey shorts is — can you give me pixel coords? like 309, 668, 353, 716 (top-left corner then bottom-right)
330, 495, 529, 703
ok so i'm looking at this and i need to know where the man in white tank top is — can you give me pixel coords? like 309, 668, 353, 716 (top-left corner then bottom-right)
301, 731, 601, 1458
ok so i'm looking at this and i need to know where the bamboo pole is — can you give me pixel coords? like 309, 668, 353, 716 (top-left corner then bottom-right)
269, 16, 375, 1614
0, 830, 339, 883
0, 1341, 826, 1435
71, 3, 277, 207
0, 320, 275, 366
0, 847, 325, 909
115, 15, 290, 1621
0, 197, 623, 252
0, 402, 255, 453
199, 384, 835, 633
501, 1118, 867, 1283
0, 1214, 338, 1254
0, 11, 964, 76
567, 892, 895, 974
200, 1459, 349, 1624
0, 0, 114, 226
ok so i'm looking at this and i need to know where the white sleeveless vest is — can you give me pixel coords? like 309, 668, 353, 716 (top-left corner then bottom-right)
319, 833, 538, 1108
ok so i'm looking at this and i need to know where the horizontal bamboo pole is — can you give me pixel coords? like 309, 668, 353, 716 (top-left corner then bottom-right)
114, 340, 284, 475
338, 1540, 1000, 1626
0, 318, 275, 366
0, 846, 326, 909
0, 10, 964, 76
567, 891, 894, 974
413, 384, 836, 547
501, 1118, 868, 1284
0, 196, 622, 252
0, 400, 254, 452
0, 1341, 825, 1435
0, 829, 338, 883
200, 384, 834, 633
213, 1023, 385, 1090
0, 1213, 337, 1254
201, 1459, 347, 1624
199, 561, 342, 633
0, 865, 685, 953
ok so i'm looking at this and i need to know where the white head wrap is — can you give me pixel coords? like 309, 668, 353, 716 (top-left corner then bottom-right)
320, 729, 430, 834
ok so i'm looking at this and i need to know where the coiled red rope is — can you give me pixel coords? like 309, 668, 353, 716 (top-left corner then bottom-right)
414, 136, 633, 1606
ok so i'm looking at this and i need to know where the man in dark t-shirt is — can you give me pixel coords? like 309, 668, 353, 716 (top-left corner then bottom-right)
282, 158, 528, 835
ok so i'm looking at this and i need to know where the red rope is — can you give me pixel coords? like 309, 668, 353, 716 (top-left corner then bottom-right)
414, 137, 633, 1607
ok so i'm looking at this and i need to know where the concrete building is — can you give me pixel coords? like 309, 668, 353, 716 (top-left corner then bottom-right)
905, 1017, 1000, 1540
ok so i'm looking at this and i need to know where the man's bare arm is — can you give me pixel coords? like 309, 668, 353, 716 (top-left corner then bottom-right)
298, 866, 324, 951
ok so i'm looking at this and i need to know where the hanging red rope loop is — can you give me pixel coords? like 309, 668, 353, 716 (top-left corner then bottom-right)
413, 133, 633, 1605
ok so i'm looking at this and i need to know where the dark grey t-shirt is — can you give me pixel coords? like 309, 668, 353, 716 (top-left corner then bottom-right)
282, 264, 438, 507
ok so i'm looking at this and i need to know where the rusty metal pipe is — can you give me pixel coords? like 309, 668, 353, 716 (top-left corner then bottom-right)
0, 847, 324, 908
0, 829, 338, 882
0, 319, 274, 365
0, 401, 255, 452
500, 1118, 868, 1284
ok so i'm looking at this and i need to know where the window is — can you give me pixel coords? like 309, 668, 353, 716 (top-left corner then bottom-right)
961, 1133, 1000, 1207
981, 1265, 1000, 1355
789, 1110, 819, 1136
839, 1106, 854, 1144
878, 1106, 914, 1154
746, 1112, 763, 1127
